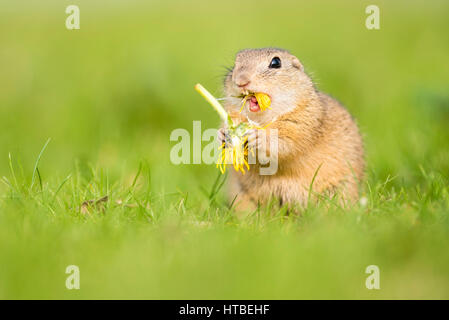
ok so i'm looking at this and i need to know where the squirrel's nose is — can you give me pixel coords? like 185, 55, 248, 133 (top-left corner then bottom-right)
237, 80, 250, 88
234, 74, 251, 88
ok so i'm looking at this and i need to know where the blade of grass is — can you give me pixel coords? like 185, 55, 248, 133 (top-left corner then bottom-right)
306, 163, 323, 209
36, 167, 43, 192
30, 138, 51, 192
8, 152, 19, 191
130, 162, 143, 191
51, 174, 72, 204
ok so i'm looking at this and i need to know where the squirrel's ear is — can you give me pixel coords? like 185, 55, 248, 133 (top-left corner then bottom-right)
291, 57, 304, 71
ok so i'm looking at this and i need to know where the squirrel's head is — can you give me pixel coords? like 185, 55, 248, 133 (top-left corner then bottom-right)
224, 48, 314, 125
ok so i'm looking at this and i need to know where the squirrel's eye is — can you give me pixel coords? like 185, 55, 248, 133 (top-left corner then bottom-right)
269, 57, 281, 69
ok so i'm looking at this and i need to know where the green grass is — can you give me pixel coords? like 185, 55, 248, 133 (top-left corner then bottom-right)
1, 0, 449, 299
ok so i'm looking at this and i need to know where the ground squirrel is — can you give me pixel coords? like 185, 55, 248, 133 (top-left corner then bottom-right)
218, 48, 364, 211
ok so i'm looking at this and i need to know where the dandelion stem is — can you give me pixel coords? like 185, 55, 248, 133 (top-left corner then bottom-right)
195, 83, 233, 126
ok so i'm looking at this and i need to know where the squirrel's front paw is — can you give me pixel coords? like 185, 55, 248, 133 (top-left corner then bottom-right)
245, 129, 258, 150
217, 128, 232, 147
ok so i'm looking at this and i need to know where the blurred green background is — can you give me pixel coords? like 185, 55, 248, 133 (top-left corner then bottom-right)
1, 0, 449, 299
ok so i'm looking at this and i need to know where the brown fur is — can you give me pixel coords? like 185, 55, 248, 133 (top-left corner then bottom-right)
222, 48, 364, 211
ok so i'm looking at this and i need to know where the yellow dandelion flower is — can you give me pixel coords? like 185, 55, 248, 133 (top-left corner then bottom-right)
254, 92, 272, 111
216, 124, 252, 174
239, 92, 272, 112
